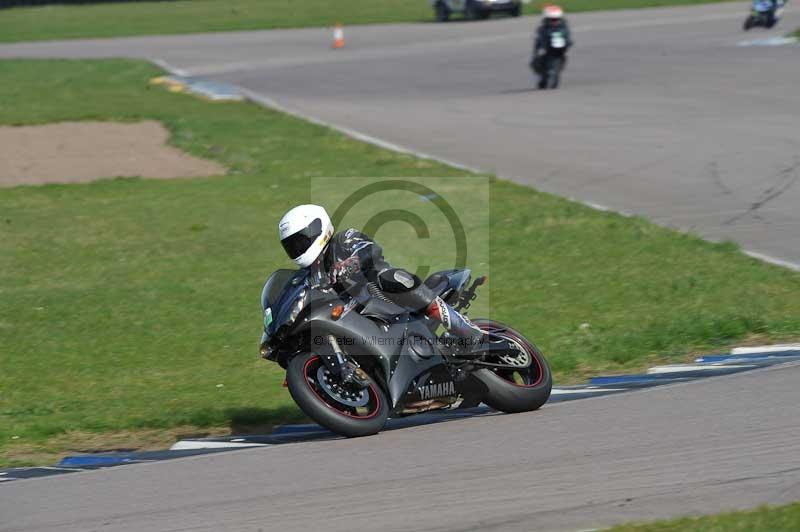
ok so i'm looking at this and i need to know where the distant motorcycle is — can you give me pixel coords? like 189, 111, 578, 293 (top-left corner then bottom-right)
743, 0, 786, 30
531, 29, 569, 89
259, 267, 552, 437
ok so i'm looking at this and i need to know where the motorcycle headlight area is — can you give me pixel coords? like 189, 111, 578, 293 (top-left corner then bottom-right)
288, 289, 307, 324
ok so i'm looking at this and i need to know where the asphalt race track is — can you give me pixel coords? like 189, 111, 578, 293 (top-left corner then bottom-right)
2, 3, 800, 530
2, 363, 799, 531
1, 3, 799, 265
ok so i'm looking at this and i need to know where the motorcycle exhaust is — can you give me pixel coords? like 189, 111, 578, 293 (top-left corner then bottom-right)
400, 398, 456, 415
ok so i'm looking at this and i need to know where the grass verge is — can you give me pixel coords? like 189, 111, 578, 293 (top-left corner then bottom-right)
609, 502, 800, 531
0, 0, 735, 43
1, 58, 800, 466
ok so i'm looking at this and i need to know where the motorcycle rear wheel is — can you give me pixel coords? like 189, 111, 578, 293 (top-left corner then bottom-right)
287, 353, 389, 437
471, 319, 552, 413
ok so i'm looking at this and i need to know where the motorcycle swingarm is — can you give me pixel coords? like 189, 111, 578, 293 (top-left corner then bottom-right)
469, 359, 532, 370
474, 339, 515, 354
467, 339, 535, 370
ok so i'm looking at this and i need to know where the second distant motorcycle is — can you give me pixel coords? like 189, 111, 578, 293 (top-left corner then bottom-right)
531, 5, 573, 90
743, 0, 787, 30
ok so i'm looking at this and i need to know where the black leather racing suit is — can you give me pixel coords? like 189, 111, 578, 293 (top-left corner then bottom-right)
534, 20, 573, 57
307, 228, 441, 383
310, 229, 483, 379
320, 228, 436, 312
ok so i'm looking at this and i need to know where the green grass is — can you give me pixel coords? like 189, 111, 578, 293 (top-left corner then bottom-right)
2, 58, 800, 466
0, 0, 734, 43
609, 502, 800, 531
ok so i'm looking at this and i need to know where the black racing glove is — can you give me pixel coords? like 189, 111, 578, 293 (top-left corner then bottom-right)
330, 256, 361, 285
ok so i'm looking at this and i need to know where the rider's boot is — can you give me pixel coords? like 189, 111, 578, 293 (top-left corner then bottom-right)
426, 296, 486, 359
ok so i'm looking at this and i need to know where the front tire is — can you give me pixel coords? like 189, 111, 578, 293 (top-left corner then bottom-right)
743, 15, 754, 30
546, 57, 562, 89
286, 353, 389, 437
471, 320, 552, 413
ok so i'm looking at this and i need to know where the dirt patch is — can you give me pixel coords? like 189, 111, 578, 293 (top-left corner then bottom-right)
0, 121, 226, 187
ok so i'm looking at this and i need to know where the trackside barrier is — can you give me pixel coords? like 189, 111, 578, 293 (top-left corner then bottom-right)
149, 76, 244, 102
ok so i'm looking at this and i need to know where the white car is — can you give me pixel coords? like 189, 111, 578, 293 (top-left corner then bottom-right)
431, 0, 523, 21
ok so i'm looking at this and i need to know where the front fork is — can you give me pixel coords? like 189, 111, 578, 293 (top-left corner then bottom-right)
316, 334, 351, 377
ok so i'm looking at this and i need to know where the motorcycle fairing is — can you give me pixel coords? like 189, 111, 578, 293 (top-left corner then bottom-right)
752, 0, 774, 11
260, 269, 298, 312
385, 318, 448, 408
262, 266, 486, 411
424, 268, 472, 304
296, 303, 446, 409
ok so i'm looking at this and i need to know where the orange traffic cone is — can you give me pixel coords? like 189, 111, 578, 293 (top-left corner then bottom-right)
332, 23, 345, 49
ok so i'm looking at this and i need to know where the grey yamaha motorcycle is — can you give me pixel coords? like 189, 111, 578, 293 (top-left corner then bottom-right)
259, 268, 552, 437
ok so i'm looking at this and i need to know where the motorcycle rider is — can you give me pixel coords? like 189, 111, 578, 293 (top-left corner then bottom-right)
277, 204, 485, 384
769, 0, 787, 19
531, 5, 573, 88
765, 0, 786, 12
745, 0, 786, 29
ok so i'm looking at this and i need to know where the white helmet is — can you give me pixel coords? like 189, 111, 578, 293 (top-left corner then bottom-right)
278, 204, 334, 268
543, 5, 564, 19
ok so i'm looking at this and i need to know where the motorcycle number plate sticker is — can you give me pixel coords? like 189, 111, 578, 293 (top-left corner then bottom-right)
264, 308, 273, 329
551, 34, 566, 48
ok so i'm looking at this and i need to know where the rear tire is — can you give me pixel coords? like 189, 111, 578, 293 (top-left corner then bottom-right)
510, 5, 522, 17
286, 353, 389, 437
471, 320, 552, 413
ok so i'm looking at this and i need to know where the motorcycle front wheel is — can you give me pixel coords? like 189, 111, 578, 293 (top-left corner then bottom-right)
471, 319, 553, 413
286, 353, 389, 437
546, 57, 562, 89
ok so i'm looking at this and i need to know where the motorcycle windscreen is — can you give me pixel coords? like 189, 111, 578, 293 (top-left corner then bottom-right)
261, 269, 299, 311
